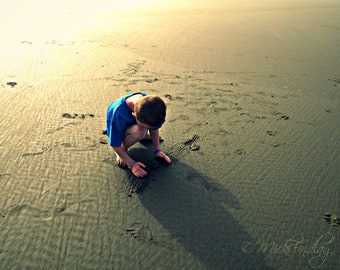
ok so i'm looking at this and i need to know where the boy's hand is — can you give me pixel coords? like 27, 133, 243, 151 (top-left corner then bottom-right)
131, 162, 148, 178
156, 151, 172, 164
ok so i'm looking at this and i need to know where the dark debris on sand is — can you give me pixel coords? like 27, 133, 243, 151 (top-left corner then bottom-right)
6, 82, 17, 87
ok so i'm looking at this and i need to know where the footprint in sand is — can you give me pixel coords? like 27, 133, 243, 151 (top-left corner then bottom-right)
234, 148, 246, 155
267, 130, 277, 136
21, 40, 32, 44
55, 201, 67, 213
169, 114, 189, 123
121, 60, 146, 75
46, 122, 80, 134
47, 113, 95, 134
278, 115, 290, 121
59, 137, 99, 152
62, 113, 95, 119
23, 136, 102, 157
328, 78, 340, 86
145, 78, 159, 83
22, 146, 52, 157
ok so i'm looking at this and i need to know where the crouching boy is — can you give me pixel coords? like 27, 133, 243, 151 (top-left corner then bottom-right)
104, 92, 171, 177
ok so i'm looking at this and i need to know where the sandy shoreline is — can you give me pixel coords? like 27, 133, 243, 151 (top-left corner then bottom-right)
1, 1, 339, 269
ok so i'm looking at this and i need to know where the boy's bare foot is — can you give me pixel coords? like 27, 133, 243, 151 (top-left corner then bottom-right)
115, 153, 127, 167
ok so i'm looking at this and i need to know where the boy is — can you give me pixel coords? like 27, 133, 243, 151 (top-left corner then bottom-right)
104, 92, 172, 178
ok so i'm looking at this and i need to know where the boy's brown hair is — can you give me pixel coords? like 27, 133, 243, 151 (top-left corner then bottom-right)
135, 95, 166, 127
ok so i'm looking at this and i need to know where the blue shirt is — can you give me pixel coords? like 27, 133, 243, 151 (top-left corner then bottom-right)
105, 92, 152, 147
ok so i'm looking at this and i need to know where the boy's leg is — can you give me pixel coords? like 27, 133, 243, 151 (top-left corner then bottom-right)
115, 124, 148, 166
122, 124, 148, 150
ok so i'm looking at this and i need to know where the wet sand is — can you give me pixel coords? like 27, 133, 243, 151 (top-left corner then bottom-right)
0, 0, 339, 269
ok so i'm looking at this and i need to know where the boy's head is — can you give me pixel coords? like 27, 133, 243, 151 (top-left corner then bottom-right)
134, 95, 166, 128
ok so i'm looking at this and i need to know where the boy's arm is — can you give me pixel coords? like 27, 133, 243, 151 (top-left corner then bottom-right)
112, 146, 147, 177
150, 129, 161, 151
112, 146, 134, 165
150, 129, 172, 164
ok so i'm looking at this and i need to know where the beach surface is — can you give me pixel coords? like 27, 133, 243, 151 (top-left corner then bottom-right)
0, 0, 339, 269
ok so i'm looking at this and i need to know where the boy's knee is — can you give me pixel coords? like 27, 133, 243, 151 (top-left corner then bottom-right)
136, 128, 147, 140
128, 125, 147, 140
